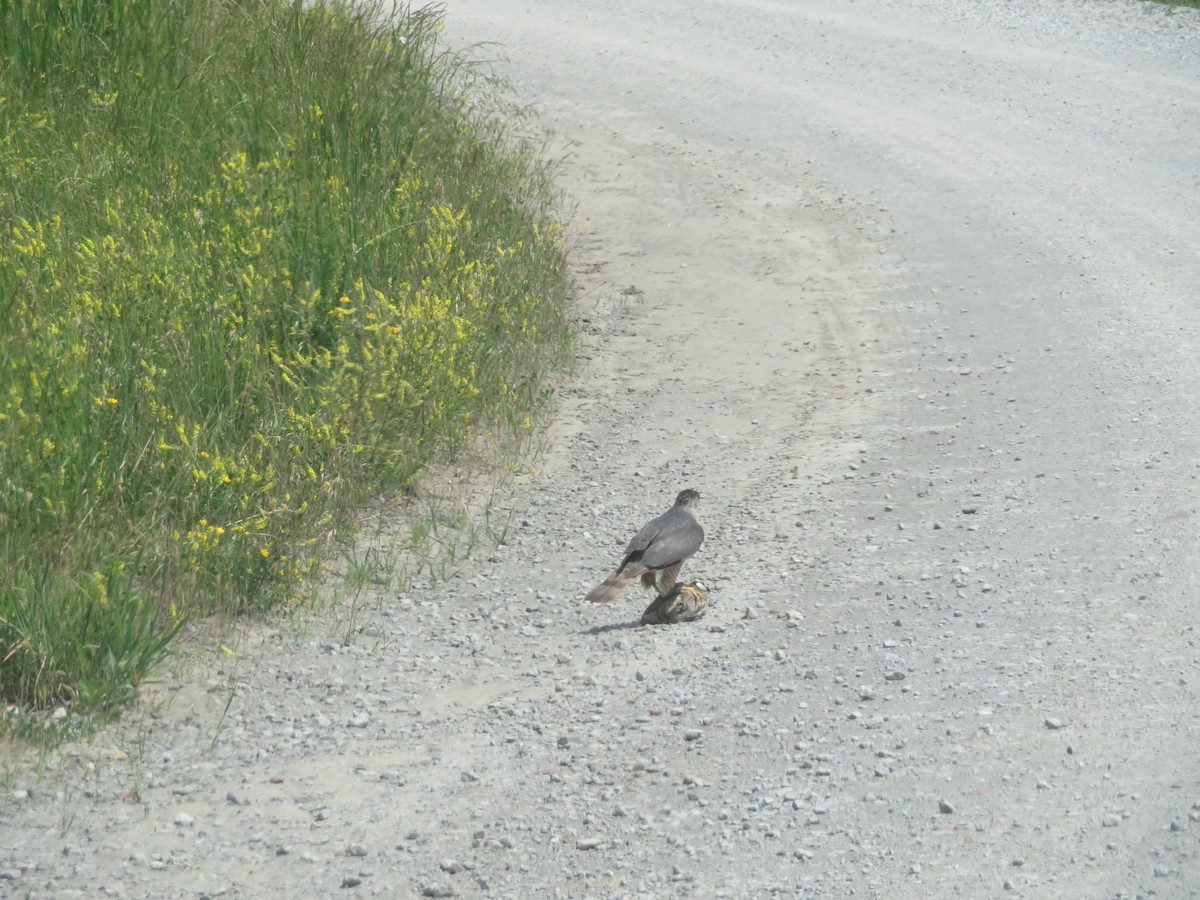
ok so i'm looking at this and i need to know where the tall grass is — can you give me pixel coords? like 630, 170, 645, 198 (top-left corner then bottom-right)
0, 0, 571, 718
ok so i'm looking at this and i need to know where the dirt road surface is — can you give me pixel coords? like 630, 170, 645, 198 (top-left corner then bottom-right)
3, 1, 1199, 897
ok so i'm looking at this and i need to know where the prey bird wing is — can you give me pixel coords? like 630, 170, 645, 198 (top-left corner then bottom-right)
584, 489, 704, 603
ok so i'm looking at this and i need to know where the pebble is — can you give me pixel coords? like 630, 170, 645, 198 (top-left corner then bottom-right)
346, 844, 368, 857
174, 812, 195, 827
419, 882, 450, 897
1044, 717, 1064, 730
1102, 813, 1121, 827
576, 837, 604, 850
938, 799, 954, 814
684, 729, 703, 741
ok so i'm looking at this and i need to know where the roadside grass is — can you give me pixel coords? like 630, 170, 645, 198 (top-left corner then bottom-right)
0, 0, 572, 736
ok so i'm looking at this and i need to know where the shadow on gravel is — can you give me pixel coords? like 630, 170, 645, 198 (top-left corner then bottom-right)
581, 621, 643, 635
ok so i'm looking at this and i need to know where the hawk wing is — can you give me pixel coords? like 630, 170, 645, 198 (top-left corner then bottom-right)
618, 509, 703, 572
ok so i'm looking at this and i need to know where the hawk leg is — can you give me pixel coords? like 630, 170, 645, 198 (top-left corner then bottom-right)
654, 561, 682, 597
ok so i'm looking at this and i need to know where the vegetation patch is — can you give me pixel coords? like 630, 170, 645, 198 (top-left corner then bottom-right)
0, 0, 571, 725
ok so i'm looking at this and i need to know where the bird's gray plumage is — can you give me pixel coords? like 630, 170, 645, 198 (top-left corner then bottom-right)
584, 489, 704, 603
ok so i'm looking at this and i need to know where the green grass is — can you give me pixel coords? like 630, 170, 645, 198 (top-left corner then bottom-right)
0, 0, 572, 725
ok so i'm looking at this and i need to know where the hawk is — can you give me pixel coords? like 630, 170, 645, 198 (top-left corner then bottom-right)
584, 488, 704, 603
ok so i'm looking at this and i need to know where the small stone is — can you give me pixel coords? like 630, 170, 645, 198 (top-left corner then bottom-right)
419, 882, 450, 897
884, 671, 906, 681
742, 607, 758, 620
938, 799, 954, 814
460, 771, 479, 783
910, 863, 921, 875
557, 736, 570, 748
1102, 813, 1121, 827
576, 837, 604, 850
341, 876, 363, 889
226, 792, 248, 806
1154, 866, 1172, 878
345, 844, 368, 858
348, 711, 371, 728
1044, 717, 1064, 730
684, 729, 702, 741
174, 812, 194, 827
440, 859, 463, 874
1011, 858, 1024, 867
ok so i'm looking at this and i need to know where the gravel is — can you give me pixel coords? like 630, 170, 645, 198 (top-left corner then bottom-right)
3, 0, 1200, 897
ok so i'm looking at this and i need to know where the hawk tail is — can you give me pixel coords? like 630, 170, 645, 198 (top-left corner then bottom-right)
584, 571, 634, 603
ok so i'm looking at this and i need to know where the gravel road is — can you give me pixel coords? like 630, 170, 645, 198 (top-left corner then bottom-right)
3, 1, 1199, 897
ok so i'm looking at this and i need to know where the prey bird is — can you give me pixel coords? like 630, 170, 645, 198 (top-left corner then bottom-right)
584, 489, 704, 603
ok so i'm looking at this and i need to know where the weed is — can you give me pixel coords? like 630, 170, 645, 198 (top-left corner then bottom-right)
0, 0, 572, 720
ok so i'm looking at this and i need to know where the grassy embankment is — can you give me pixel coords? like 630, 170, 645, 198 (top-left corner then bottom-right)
0, 0, 571, 735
